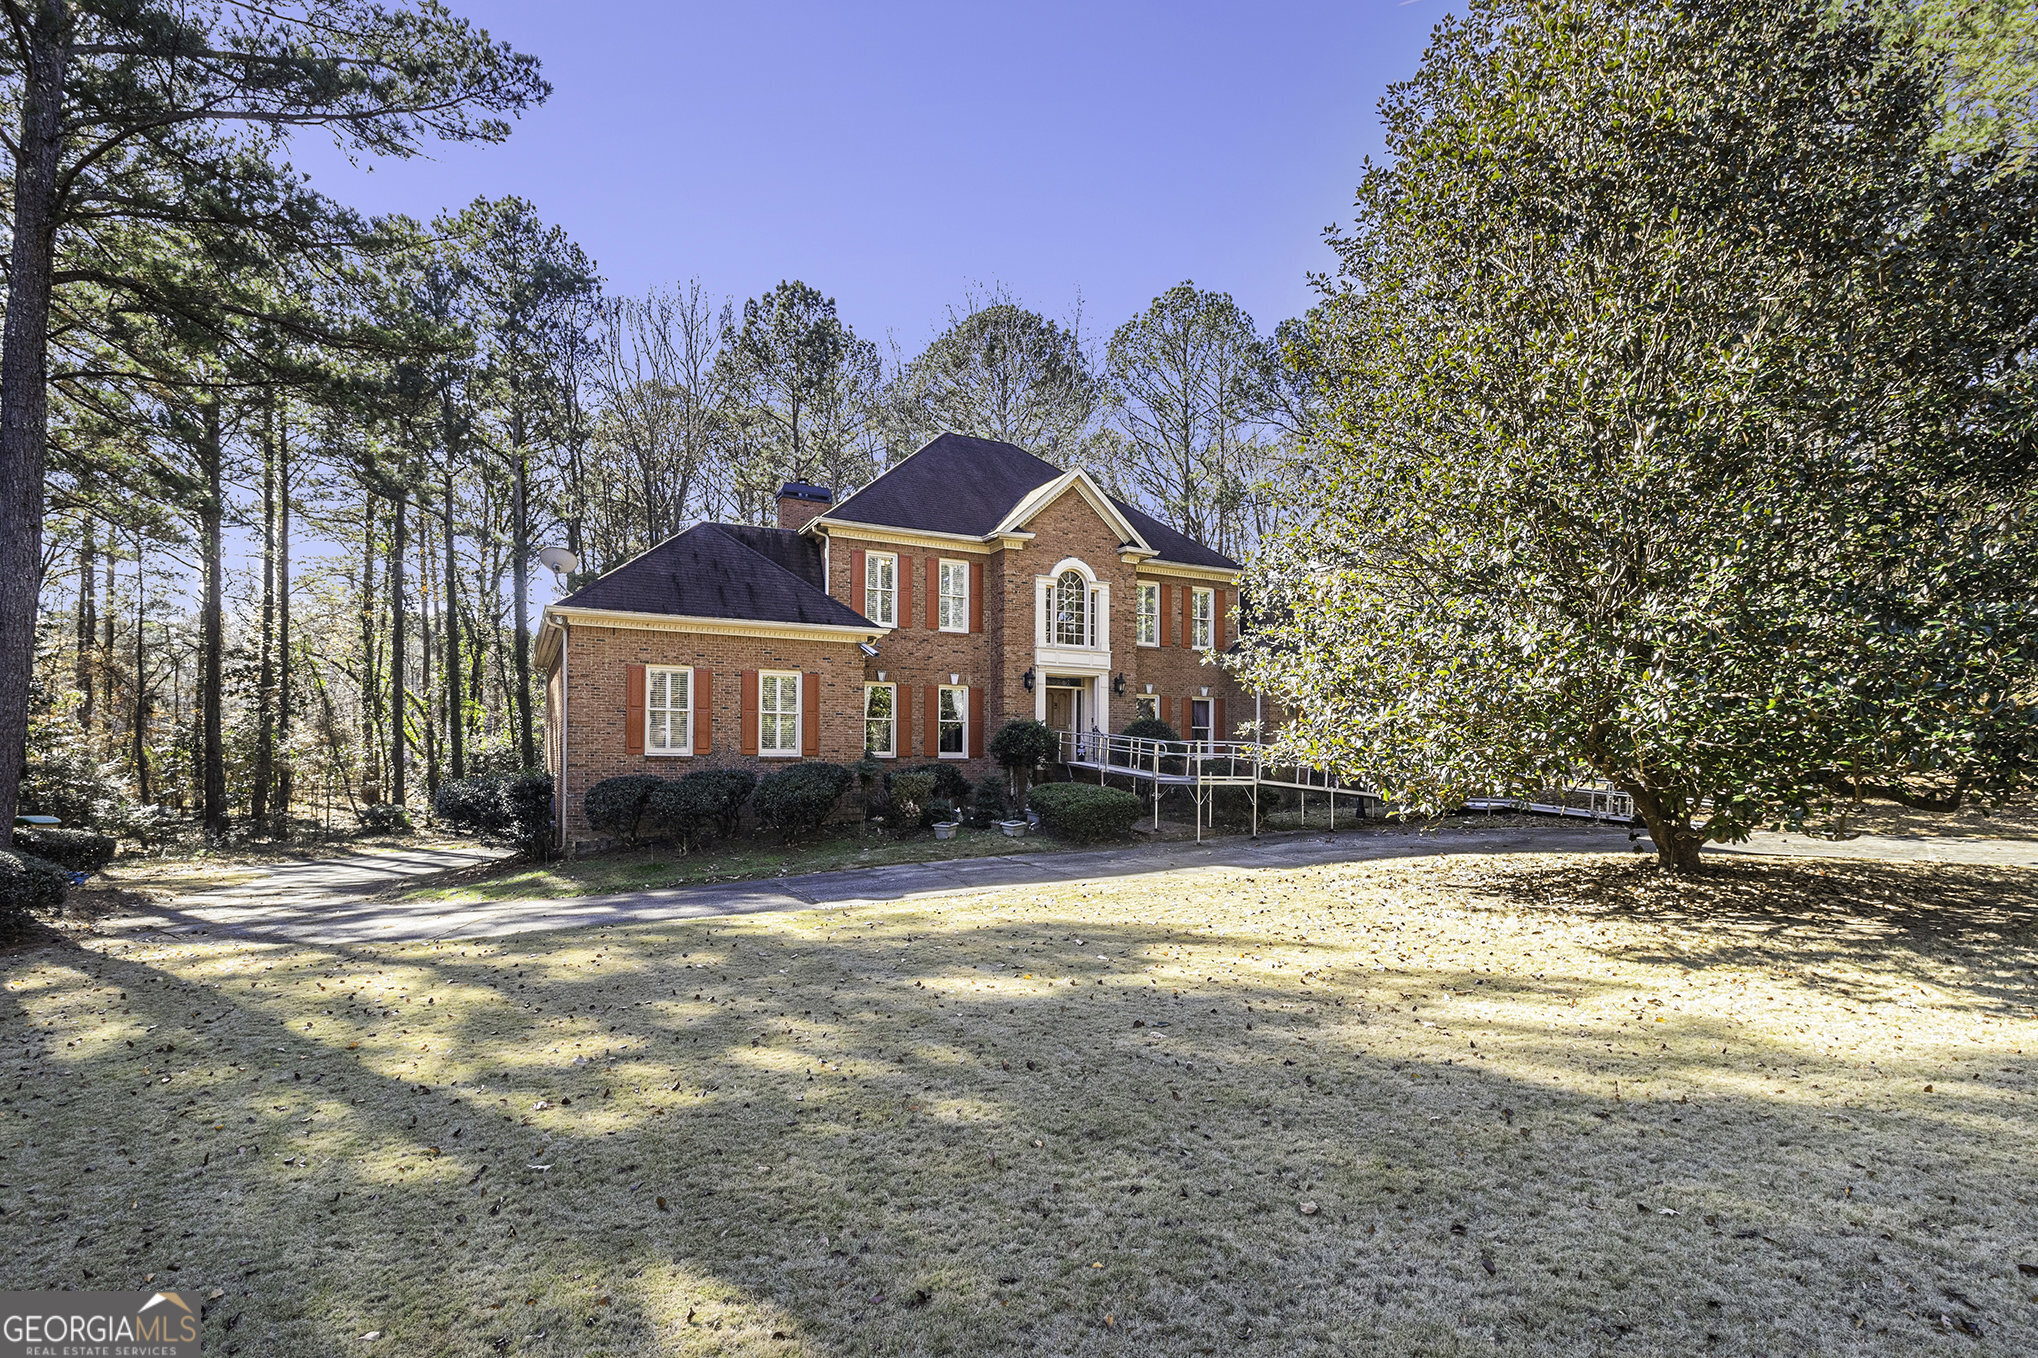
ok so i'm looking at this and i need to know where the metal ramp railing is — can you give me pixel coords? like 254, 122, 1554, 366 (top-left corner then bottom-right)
1053, 730, 1637, 843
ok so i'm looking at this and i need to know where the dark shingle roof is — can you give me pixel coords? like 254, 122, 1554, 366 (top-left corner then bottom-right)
827, 433, 1062, 536
556, 523, 873, 629
1111, 499, 1241, 570
825, 432, 1240, 570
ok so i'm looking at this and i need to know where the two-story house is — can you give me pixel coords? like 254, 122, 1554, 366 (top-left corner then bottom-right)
536, 432, 1248, 848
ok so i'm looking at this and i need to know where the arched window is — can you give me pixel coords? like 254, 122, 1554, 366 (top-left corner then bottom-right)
1055, 570, 1090, 646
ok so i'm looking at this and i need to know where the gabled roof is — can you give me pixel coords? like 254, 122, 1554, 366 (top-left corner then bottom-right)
553, 523, 874, 629
819, 432, 1243, 570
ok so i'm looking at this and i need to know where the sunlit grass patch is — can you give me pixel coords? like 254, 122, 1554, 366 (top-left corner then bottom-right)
2, 853, 2033, 1355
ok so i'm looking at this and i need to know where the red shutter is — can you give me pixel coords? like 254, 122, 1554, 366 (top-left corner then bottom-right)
802, 672, 820, 756
1177, 587, 1189, 647
1214, 588, 1227, 650
625, 663, 646, 755
740, 670, 758, 756
969, 561, 983, 633
1160, 696, 1172, 729
1159, 585, 1172, 647
925, 685, 940, 756
925, 558, 939, 629
850, 548, 865, 610
898, 553, 913, 627
969, 686, 984, 758
1214, 696, 1226, 741
693, 669, 713, 754
898, 684, 914, 757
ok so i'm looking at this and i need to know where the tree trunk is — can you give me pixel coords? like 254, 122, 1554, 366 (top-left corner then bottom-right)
76, 516, 96, 728
359, 492, 382, 805
1623, 781, 1707, 872
252, 402, 276, 829
275, 410, 293, 831
511, 446, 536, 770
439, 407, 465, 781
131, 527, 151, 805
418, 505, 440, 794
0, 8, 72, 831
199, 399, 228, 842
389, 489, 407, 815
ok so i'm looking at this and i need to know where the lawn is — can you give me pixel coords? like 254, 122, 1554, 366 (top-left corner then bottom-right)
390, 825, 1087, 905
2, 851, 2033, 1355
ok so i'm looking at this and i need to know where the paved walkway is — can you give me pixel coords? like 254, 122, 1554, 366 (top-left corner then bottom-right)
98, 819, 2038, 948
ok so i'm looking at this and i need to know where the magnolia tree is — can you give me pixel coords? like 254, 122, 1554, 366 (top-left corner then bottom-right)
1236, 0, 2038, 870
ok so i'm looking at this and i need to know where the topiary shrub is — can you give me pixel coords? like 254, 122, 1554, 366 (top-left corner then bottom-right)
905, 762, 973, 803
583, 774, 665, 845
1121, 717, 1181, 743
358, 802, 413, 835
988, 719, 1059, 790
11, 827, 116, 874
639, 769, 755, 853
753, 762, 854, 843
971, 779, 1013, 825
687, 769, 757, 840
432, 771, 554, 857
886, 771, 935, 829
1027, 783, 1143, 843
926, 797, 958, 827
0, 848, 69, 935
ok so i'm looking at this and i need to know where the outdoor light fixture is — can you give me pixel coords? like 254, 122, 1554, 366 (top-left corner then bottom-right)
1200, 685, 1210, 697
858, 642, 879, 658
1022, 668, 1035, 692
1112, 672, 1125, 695
949, 672, 960, 685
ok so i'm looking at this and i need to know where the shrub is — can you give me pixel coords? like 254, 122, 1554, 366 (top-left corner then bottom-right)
1027, 783, 1143, 843
583, 774, 665, 845
905, 763, 973, 803
886, 771, 935, 828
0, 848, 69, 935
641, 770, 755, 852
971, 780, 1013, 825
432, 771, 554, 856
753, 762, 854, 842
1121, 717, 1181, 743
926, 797, 958, 826
988, 719, 1059, 781
358, 802, 412, 835
11, 827, 116, 874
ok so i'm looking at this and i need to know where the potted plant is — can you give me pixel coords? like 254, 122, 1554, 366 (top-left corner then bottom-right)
928, 797, 961, 839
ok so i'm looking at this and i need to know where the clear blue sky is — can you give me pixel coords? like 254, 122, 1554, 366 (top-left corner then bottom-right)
292, 0, 1448, 349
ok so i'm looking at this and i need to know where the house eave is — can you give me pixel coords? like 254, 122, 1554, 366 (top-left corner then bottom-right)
543, 604, 889, 643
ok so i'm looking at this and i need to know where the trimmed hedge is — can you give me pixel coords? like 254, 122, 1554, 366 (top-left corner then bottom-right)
358, 803, 412, 835
12, 827, 116, 874
988, 719, 1059, 774
904, 763, 973, 803
432, 771, 553, 856
642, 769, 756, 851
0, 848, 69, 935
1027, 783, 1143, 843
583, 775, 665, 845
753, 762, 854, 842
1121, 717, 1181, 743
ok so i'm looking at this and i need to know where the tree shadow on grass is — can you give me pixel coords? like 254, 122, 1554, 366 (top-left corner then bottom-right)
3, 880, 2033, 1356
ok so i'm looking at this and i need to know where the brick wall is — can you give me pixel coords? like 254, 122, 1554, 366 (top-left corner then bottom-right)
556, 623, 868, 842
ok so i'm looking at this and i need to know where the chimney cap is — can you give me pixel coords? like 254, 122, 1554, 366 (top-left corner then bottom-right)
776, 480, 833, 504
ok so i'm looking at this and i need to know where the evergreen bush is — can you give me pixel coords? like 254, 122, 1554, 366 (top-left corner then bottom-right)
10, 827, 116, 874
1026, 783, 1143, 843
0, 848, 69, 935
752, 762, 853, 842
582, 774, 665, 845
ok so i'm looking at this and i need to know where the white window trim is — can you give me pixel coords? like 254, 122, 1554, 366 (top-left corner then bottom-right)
864, 552, 897, 627
863, 682, 897, 758
937, 558, 970, 633
1133, 693, 1159, 722
646, 664, 694, 757
937, 683, 969, 760
759, 669, 802, 758
1135, 581, 1160, 648
1189, 697, 1214, 743
1191, 587, 1215, 650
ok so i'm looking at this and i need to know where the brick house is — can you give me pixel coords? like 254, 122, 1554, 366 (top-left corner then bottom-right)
536, 433, 1249, 847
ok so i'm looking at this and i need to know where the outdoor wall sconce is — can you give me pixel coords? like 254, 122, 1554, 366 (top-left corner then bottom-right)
1022, 668, 1035, 692
1112, 672, 1126, 695
1200, 686, 1210, 697
950, 673, 960, 685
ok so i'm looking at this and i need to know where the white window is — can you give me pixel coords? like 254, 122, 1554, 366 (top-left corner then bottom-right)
647, 666, 693, 754
938, 685, 967, 757
1189, 697, 1213, 744
1133, 694, 1159, 723
863, 683, 895, 757
1054, 570, 1090, 647
759, 671, 801, 756
864, 552, 896, 626
1191, 587, 1214, 650
938, 559, 970, 631
1136, 581, 1159, 647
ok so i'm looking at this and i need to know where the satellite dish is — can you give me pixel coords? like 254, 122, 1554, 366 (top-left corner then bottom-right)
537, 546, 579, 578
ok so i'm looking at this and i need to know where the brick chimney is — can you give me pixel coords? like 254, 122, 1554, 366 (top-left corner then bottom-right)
776, 480, 833, 530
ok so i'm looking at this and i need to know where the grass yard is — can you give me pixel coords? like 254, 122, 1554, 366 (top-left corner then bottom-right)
392, 825, 1084, 905
2, 851, 2034, 1355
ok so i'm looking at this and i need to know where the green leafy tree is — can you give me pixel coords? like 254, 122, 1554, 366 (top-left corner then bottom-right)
1861, 0, 2038, 164
1238, 0, 2038, 870
0, 0, 547, 829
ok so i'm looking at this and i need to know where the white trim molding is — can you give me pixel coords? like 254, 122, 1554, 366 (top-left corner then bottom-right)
542, 605, 889, 646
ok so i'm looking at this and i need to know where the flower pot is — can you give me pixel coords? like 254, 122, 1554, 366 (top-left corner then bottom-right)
997, 819, 1029, 838
933, 822, 960, 840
